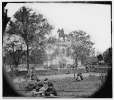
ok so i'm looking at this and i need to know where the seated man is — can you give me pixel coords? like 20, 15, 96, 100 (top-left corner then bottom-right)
66, 64, 70, 74
76, 73, 83, 81
32, 77, 40, 90
44, 82, 58, 97
32, 82, 46, 97
31, 67, 37, 80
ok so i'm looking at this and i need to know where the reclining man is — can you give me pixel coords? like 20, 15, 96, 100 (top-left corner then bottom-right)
44, 82, 58, 97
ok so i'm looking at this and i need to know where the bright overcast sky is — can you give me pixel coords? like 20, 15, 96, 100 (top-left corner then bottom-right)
5, 3, 111, 53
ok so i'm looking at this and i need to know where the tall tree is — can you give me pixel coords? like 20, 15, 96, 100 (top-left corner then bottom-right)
6, 6, 53, 71
68, 30, 94, 62
103, 47, 112, 67
67, 30, 94, 79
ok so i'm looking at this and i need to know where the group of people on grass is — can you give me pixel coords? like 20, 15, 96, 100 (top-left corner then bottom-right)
25, 73, 83, 97
30, 74, 83, 97
25, 78, 58, 97
24, 66, 84, 97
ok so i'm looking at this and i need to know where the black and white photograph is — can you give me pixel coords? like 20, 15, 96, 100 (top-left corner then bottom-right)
2, 1, 112, 98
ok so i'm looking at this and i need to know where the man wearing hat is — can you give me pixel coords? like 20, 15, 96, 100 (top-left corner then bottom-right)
43, 78, 48, 84
32, 82, 46, 97
44, 82, 57, 97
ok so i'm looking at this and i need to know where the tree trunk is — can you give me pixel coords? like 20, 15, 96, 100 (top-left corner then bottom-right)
85, 66, 88, 73
27, 43, 29, 71
74, 66, 76, 79
74, 58, 77, 80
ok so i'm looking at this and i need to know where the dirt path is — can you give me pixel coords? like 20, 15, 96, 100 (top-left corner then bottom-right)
39, 73, 100, 80
13, 73, 102, 83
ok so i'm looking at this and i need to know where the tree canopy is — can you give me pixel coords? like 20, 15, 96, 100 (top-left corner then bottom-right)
67, 30, 94, 64
3, 6, 54, 70
103, 47, 112, 66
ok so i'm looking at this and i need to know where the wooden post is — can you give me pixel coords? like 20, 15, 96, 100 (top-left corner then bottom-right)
74, 65, 76, 79
74, 57, 77, 80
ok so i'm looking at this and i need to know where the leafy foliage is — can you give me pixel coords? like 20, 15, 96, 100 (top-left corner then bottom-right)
29, 48, 47, 64
47, 36, 57, 44
5, 6, 54, 70
97, 54, 103, 61
7, 6, 53, 45
103, 47, 112, 66
3, 36, 26, 68
67, 30, 94, 64
86, 56, 98, 65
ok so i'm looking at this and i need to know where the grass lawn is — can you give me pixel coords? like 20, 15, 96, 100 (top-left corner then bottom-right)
50, 76, 102, 98
13, 75, 102, 98
7, 67, 110, 78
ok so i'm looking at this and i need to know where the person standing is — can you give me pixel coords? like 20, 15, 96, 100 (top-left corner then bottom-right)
31, 67, 37, 80
66, 64, 70, 74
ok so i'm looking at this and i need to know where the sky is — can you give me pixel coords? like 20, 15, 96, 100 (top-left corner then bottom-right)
5, 3, 111, 53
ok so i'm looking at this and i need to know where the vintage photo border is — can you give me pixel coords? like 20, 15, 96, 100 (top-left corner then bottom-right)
2, 1, 112, 98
